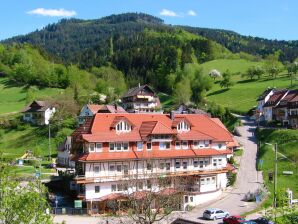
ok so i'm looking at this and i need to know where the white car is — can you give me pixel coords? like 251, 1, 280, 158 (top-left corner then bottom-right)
203, 208, 230, 220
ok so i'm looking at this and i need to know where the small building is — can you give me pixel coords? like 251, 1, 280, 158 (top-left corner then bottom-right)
121, 84, 161, 113
78, 104, 126, 124
21, 101, 56, 125
57, 136, 75, 168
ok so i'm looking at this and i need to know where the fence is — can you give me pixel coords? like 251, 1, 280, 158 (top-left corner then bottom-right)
51, 207, 88, 215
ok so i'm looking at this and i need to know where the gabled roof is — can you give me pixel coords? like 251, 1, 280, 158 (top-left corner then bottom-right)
110, 116, 135, 129
263, 90, 288, 107
21, 100, 52, 113
257, 88, 275, 101
276, 90, 298, 108
86, 104, 103, 114
151, 121, 174, 134
122, 84, 155, 98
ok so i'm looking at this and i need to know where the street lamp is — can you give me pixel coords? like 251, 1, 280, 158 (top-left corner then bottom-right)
264, 142, 278, 210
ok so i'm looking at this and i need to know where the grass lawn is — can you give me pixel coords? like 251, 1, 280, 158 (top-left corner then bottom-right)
200, 59, 298, 114
200, 59, 264, 76
0, 78, 64, 115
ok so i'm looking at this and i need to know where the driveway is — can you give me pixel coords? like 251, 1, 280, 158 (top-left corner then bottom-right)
53, 116, 263, 224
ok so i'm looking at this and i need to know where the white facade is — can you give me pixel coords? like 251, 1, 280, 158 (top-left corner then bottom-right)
57, 137, 75, 168
23, 107, 55, 125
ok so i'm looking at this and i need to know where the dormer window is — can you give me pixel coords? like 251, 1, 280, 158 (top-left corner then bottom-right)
177, 121, 190, 132
116, 121, 131, 132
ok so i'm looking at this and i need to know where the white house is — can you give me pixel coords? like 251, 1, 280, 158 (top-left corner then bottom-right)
57, 136, 75, 168
22, 101, 56, 125
263, 90, 288, 122
71, 113, 236, 214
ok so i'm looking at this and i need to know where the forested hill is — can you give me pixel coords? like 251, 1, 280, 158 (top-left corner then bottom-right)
3, 12, 298, 64
3, 13, 168, 64
180, 26, 298, 62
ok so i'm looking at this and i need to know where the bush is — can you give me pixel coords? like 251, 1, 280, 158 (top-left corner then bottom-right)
228, 156, 235, 164
227, 171, 237, 186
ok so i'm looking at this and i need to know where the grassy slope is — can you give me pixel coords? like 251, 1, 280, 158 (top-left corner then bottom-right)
256, 129, 298, 207
0, 125, 57, 159
0, 78, 63, 115
201, 59, 296, 114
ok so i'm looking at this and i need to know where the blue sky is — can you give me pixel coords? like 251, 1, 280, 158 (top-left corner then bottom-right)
1, 0, 297, 41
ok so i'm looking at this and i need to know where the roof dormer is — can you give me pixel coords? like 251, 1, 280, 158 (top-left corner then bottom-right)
115, 120, 131, 133
177, 120, 190, 133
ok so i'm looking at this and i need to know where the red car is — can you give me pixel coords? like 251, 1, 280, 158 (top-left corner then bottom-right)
223, 215, 246, 224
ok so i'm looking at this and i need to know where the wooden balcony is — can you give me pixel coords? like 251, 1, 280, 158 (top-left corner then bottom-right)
74, 167, 229, 184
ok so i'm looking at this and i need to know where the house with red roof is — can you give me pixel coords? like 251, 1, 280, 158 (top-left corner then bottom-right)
71, 113, 236, 214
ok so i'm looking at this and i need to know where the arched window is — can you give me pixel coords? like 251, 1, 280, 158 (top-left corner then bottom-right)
177, 121, 190, 132
116, 121, 131, 132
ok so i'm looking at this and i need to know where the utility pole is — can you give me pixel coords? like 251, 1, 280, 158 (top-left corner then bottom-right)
274, 143, 277, 208
49, 121, 51, 161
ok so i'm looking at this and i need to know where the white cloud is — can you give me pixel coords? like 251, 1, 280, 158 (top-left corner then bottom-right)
160, 9, 178, 17
27, 8, 77, 17
187, 10, 197, 16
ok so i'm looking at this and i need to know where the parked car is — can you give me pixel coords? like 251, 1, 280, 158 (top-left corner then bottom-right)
243, 221, 257, 224
203, 208, 229, 220
250, 217, 274, 224
223, 215, 246, 224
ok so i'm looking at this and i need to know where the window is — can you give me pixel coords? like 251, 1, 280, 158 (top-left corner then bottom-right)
159, 162, 165, 170
201, 178, 205, 185
213, 159, 217, 167
137, 142, 143, 151
211, 177, 216, 184
109, 143, 115, 151
123, 142, 129, 151
166, 162, 171, 171
193, 141, 198, 149
116, 143, 122, 151
204, 140, 209, 147
194, 160, 199, 167
117, 184, 123, 191
89, 143, 95, 152
147, 180, 152, 189
190, 196, 193, 202
199, 160, 204, 168
116, 165, 122, 172
184, 196, 189, 203
138, 182, 143, 190
111, 184, 117, 192
94, 165, 100, 174
206, 178, 210, 185
218, 143, 223, 149
183, 161, 188, 169
182, 141, 188, 149
109, 165, 115, 172
146, 162, 152, 171
159, 142, 170, 150
175, 141, 181, 149
123, 183, 128, 191
146, 142, 152, 150
95, 186, 100, 193
177, 121, 190, 132
218, 159, 222, 166
95, 143, 102, 152
175, 161, 181, 169
116, 121, 131, 132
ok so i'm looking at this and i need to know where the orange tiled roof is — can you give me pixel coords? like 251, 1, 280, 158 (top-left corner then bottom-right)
89, 113, 233, 142
77, 149, 232, 162
87, 104, 103, 114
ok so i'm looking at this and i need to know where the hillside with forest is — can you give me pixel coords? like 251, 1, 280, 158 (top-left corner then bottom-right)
1, 13, 297, 115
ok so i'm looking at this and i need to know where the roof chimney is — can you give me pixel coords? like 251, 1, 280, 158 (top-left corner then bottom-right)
170, 111, 175, 120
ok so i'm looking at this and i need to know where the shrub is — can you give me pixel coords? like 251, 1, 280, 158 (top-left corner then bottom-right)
227, 171, 237, 186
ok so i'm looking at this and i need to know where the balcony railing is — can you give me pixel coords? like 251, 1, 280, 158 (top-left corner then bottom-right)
74, 167, 228, 184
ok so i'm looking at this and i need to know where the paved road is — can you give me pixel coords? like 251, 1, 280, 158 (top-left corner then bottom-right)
53, 116, 263, 224
175, 115, 264, 224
